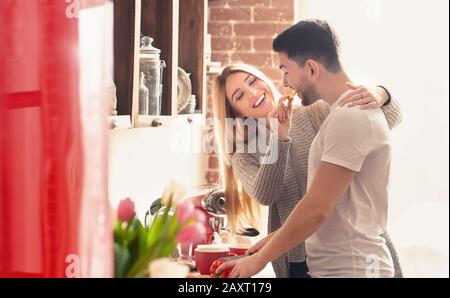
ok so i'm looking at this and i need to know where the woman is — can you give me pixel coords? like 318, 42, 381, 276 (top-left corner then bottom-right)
212, 63, 403, 278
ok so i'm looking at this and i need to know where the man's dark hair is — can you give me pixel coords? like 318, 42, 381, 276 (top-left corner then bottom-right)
273, 19, 342, 73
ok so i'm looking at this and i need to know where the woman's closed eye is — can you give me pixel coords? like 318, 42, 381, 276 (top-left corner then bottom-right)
234, 76, 256, 101
236, 77, 256, 100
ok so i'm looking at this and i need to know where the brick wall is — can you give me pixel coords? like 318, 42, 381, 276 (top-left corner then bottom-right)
205, 0, 295, 184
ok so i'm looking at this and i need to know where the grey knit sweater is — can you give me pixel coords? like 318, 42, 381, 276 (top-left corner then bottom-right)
232, 99, 403, 278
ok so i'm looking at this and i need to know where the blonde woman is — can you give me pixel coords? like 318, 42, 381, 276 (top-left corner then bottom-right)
212, 63, 402, 278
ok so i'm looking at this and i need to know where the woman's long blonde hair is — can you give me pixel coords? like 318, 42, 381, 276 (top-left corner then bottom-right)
212, 63, 281, 234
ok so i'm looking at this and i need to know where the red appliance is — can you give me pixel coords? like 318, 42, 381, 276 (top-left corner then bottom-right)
188, 193, 216, 244
187, 185, 227, 251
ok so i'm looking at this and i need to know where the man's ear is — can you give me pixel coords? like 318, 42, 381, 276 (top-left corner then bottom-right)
306, 59, 320, 80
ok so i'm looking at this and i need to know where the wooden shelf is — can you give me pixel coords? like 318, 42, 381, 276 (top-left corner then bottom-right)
113, 0, 207, 128
178, 0, 207, 116
136, 113, 203, 128
113, 0, 138, 117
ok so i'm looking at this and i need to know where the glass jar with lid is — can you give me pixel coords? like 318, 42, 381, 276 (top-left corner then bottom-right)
139, 36, 166, 115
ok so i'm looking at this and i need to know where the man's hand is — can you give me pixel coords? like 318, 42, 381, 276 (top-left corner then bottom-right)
216, 253, 268, 278
267, 96, 293, 141
340, 82, 389, 109
246, 232, 275, 255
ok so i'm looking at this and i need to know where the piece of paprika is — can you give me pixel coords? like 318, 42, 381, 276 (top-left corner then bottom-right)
210, 259, 232, 278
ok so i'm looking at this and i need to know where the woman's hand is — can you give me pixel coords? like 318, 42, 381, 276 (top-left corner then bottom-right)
246, 232, 275, 255
340, 82, 389, 109
267, 96, 293, 141
216, 253, 268, 278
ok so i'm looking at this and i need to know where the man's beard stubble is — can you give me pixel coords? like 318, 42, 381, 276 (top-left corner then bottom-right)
299, 84, 320, 107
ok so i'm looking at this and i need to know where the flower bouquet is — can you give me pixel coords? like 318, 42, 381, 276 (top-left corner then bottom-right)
114, 181, 206, 277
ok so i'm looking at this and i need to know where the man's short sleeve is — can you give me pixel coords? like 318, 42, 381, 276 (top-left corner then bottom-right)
321, 107, 374, 172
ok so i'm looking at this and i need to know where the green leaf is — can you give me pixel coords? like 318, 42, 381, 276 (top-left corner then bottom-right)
137, 220, 149, 256
124, 218, 141, 247
114, 243, 131, 278
167, 214, 180, 241
128, 221, 145, 267
126, 245, 158, 278
114, 220, 124, 244
146, 217, 162, 249
146, 205, 171, 249
159, 242, 177, 259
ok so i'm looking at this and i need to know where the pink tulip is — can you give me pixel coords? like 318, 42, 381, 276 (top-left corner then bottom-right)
176, 200, 194, 223
118, 197, 135, 222
176, 222, 207, 246
191, 209, 207, 226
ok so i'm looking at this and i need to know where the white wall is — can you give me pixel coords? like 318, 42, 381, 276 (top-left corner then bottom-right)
109, 123, 208, 221
300, 0, 449, 277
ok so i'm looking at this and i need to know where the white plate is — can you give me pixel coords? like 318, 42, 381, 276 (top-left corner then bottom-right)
177, 67, 192, 113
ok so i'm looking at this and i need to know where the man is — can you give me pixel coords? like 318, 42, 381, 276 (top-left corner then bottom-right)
218, 19, 395, 277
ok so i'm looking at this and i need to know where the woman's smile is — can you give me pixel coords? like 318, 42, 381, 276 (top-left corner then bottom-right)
252, 93, 266, 108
